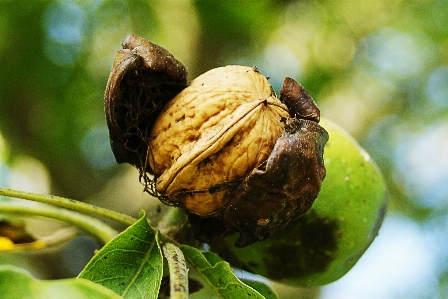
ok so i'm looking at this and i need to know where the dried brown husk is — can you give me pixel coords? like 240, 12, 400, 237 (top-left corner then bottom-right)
224, 117, 328, 247
104, 34, 188, 176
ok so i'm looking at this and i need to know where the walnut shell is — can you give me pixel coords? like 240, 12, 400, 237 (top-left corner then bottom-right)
148, 66, 290, 216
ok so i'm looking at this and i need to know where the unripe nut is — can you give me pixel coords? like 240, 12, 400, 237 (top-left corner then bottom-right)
104, 34, 329, 247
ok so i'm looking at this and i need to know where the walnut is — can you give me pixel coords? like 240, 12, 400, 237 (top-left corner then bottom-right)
148, 65, 290, 216
105, 34, 328, 247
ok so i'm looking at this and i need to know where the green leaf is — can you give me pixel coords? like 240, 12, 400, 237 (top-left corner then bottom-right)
180, 245, 266, 299
0, 265, 121, 299
240, 279, 279, 299
78, 213, 163, 299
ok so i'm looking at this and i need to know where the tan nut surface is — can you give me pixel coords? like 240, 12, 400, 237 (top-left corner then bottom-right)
148, 66, 290, 215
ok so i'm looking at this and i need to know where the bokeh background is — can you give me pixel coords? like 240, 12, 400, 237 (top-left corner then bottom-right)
1, 0, 447, 298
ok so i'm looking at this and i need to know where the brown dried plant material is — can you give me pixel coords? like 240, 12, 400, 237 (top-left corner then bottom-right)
280, 77, 320, 122
104, 34, 329, 247
224, 117, 328, 246
104, 34, 188, 172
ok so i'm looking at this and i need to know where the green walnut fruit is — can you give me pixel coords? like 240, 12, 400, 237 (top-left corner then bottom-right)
214, 118, 387, 286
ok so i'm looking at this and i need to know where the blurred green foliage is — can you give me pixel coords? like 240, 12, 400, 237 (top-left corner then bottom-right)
1, 0, 447, 298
